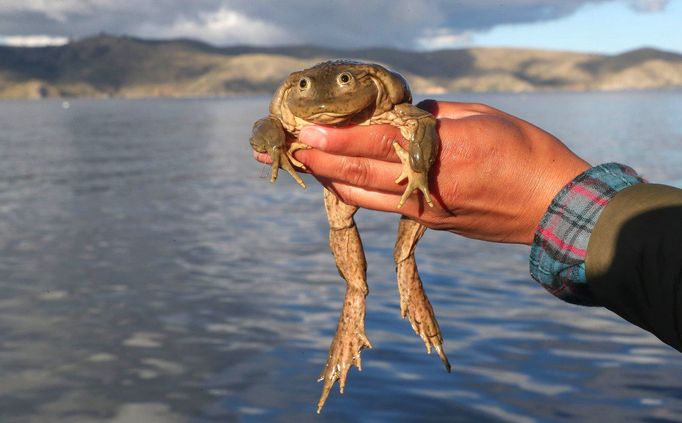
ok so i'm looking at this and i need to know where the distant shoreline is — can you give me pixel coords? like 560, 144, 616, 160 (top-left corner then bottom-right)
2, 87, 681, 102
2, 35, 681, 99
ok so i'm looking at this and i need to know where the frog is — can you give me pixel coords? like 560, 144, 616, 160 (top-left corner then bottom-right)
249, 60, 450, 413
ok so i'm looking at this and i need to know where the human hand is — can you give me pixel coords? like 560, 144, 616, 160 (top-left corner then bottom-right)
253, 100, 590, 245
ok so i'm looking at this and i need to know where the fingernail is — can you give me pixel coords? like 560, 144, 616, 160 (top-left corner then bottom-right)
300, 126, 328, 150
416, 99, 437, 114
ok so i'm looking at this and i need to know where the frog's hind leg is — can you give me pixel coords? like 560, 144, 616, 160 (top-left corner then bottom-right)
394, 216, 450, 372
317, 188, 373, 414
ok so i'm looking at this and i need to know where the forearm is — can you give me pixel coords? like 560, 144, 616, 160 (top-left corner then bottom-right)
530, 162, 682, 351
585, 183, 682, 352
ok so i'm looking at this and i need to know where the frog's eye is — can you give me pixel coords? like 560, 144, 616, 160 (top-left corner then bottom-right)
298, 77, 311, 90
337, 72, 353, 85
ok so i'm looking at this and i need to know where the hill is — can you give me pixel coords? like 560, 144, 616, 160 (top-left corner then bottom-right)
1, 35, 681, 98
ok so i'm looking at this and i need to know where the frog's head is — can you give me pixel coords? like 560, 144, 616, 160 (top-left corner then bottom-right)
276, 60, 411, 125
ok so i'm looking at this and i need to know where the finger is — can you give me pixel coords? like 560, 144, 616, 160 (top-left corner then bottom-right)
318, 178, 425, 218
300, 125, 404, 162
416, 99, 515, 121
295, 149, 405, 194
253, 150, 273, 164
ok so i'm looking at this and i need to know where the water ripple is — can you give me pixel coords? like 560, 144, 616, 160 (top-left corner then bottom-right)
0, 95, 681, 422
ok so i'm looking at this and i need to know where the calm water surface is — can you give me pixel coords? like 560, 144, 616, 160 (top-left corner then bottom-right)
0, 92, 681, 422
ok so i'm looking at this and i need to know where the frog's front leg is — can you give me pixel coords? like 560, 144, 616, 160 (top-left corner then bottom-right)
317, 188, 372, 414
249, 115, 310, 188
391, 103, 439, 208
394, 216, 450, 372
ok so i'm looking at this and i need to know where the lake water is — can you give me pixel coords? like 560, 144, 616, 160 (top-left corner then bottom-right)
0, 92, 681, 423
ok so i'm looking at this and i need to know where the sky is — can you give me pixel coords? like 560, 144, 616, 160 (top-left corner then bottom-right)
0, 0, 680, 54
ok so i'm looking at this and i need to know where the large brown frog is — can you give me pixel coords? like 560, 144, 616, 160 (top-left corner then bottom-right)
250, 60, 449, 413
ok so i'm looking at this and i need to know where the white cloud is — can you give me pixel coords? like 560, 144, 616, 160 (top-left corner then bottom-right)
417, 29, 474, 50
0, 34, 69, 47
136, 6, 294, 45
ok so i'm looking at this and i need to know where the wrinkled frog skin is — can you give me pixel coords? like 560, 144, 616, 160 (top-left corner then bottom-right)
250, 60, 449, 413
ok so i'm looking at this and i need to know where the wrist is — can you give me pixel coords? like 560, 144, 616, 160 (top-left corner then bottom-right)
529, 163, 644, 304
519, 159, 591, 245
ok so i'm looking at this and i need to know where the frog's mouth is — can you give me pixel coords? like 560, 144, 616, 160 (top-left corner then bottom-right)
305, 111, 353, 125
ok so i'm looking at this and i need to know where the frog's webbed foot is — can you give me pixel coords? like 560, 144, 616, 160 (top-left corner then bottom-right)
250, 116, 310, 188
317, 291, 372, 413
393, 141, 434, 208
394, 217, 450, 372
398, 263, 450, 372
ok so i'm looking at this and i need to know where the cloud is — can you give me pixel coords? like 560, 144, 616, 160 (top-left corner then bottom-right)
0, 0, 87, 22
417, 29, 474, 50
629, 0, 670, 12
0, 35, 69, 47
0, 0, 673, 49
135, 7, 293, 45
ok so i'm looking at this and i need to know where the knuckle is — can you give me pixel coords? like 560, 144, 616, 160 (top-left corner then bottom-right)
335, 184, 359, 207
469, 102, 495, 113
339, 157, 371, 188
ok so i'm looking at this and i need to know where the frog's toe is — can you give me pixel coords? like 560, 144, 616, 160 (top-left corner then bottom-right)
397, 170, 432, 208
289, 141, 311, 153
267, 145, 306, 188
392, 142, 434, 208
286, 151, 306, 170
269, 150, 281, 183
286, 141, 311, 170
434, 345, 451, 373
419, 183, 434, 208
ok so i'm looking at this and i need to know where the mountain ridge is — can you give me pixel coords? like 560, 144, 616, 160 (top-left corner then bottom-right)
1, 35, 681, 99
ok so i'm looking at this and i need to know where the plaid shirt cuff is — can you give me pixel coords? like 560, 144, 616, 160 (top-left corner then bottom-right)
529, 163, 644, 305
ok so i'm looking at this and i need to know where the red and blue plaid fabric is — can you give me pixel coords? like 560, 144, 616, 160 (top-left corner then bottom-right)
529, 163, 644, 305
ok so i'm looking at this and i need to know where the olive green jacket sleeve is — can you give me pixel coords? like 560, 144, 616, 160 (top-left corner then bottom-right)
585, 183, 682, 352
